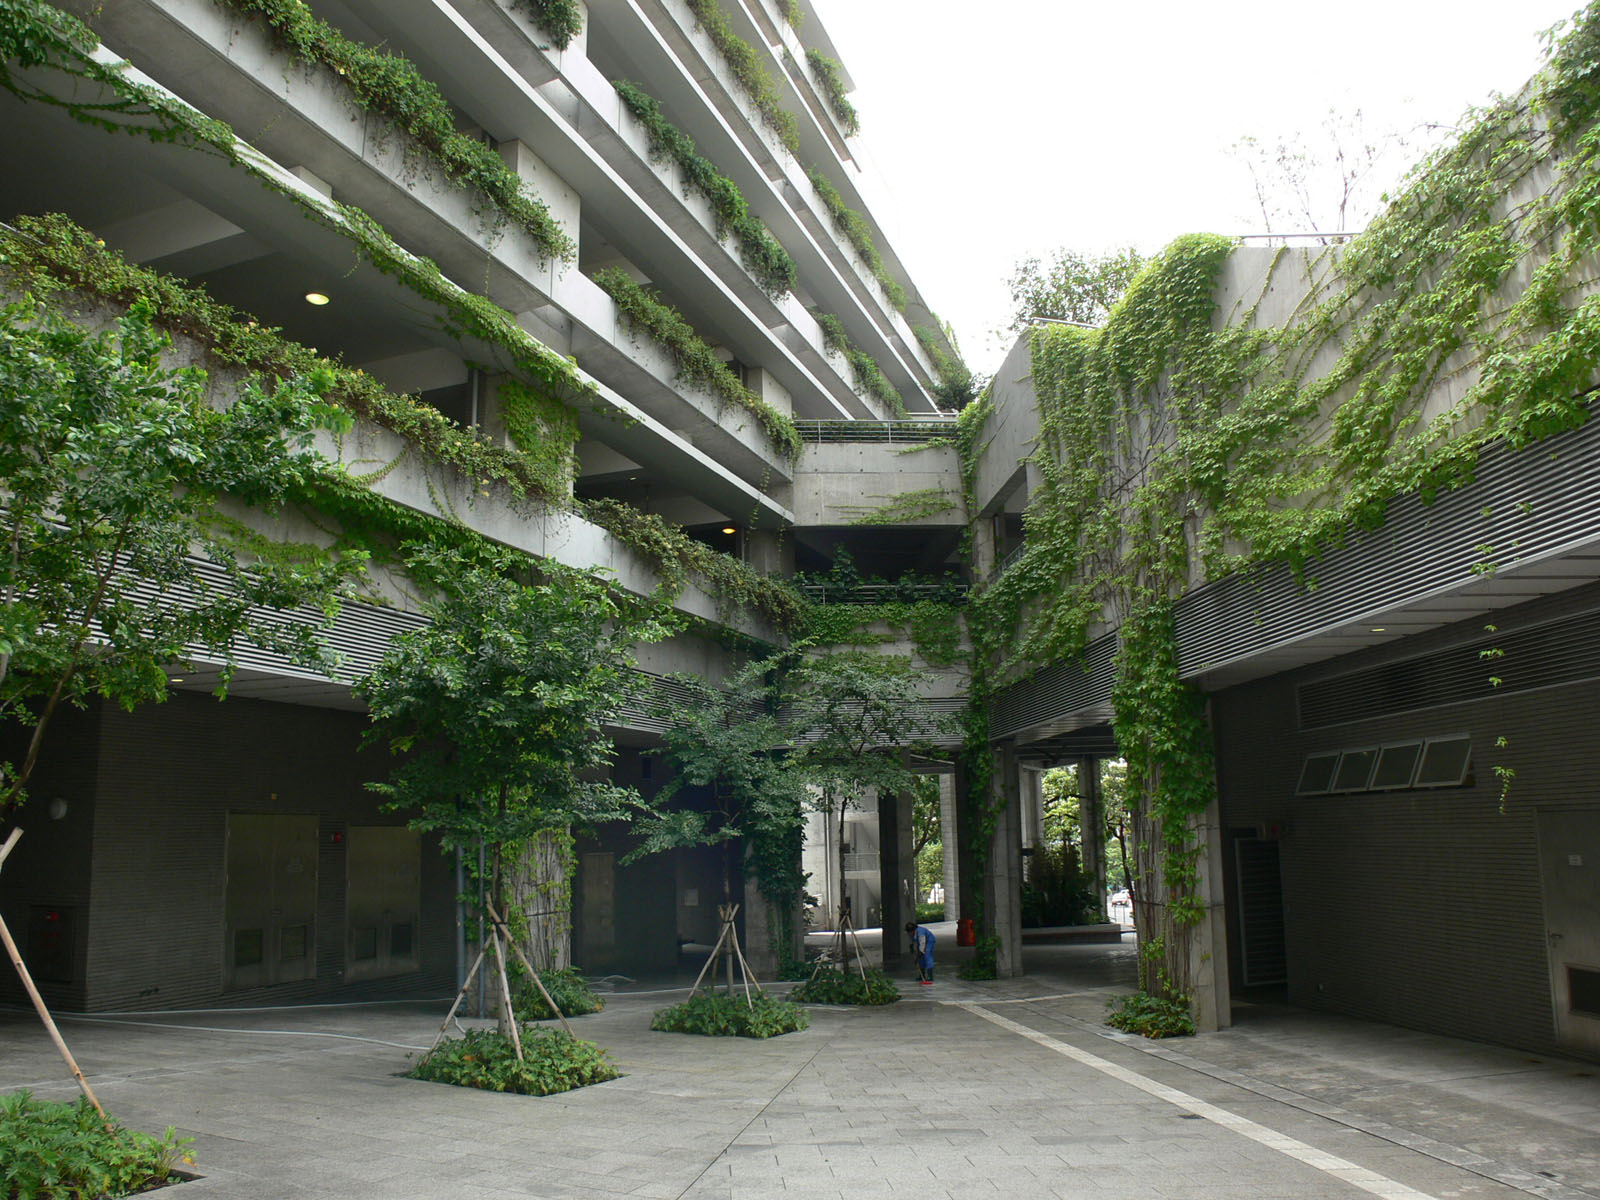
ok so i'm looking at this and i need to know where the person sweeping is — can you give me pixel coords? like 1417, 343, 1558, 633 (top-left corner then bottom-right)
905, 921, 935, 985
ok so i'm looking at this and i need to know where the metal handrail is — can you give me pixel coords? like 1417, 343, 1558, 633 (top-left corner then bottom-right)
793, 419, 959, 445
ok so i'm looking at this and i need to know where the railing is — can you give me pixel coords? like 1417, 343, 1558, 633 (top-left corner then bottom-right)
842, 852, 879, 873
795, 580, 969, 604
794, 419, 959, 445
996, 542, 1026, 576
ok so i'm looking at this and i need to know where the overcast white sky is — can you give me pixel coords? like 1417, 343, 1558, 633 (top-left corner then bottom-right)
808, 0, 1584, 373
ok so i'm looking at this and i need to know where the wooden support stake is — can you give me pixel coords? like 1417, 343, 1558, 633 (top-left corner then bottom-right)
0, 828, 108, 1121
484, 899, 575, 1038
489, 929, 523, 1062
687, 919, 731, 999
421, 941, 489, 1062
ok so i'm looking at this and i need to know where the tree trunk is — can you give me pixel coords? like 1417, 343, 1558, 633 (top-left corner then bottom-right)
505, 828, 572, 972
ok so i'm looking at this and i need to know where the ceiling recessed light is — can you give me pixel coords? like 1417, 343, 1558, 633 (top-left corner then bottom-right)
1370, 627, 1386, 633
304, 291, 330, 306
721, 526, 737, 535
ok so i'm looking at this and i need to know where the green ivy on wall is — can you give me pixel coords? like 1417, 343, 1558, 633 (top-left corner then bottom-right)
592, 267, 801, 459
778, 0, 803, 34
807, 168, 908, 312
217, 0, 575, 262
814, 310, 904, 415
805, 49, 858, 137
500, 377, 581, 496
682, 0, 800, 153
612, 80, 796, 296
957, 0, 1600, 1006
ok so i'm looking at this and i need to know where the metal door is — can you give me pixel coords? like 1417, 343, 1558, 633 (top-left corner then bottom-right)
1234, 836, 1288, 986
345, 826, 421, 981
224, 813, 318, 990
1535, 809, 1600, 1055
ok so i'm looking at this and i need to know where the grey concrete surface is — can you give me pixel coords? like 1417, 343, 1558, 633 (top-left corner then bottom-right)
2, 939, 1597, 1200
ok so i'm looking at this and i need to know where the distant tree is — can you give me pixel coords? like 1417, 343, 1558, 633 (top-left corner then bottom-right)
0, 295, 358, 819
1002, 246, 1145, 337
1231, 107, 1429, 240
630, 652, 810, 982
908, 774, 941, 897
358, 545, 670, 1011
794, 650, 924, 944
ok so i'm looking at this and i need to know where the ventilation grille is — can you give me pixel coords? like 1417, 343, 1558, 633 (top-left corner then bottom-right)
989, 636, 1116, 740
1176, 393, 1600, 677
1298, 607, 1600, 729
1234, 838, 1287, 986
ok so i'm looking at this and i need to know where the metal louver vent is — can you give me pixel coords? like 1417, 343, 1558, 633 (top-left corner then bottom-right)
1298, 606, 1600, 729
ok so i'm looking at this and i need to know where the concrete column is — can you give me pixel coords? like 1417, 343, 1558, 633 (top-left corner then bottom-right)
742, 865, 776, 977
877, 788, 914, 964
743, 529, 793, 577
1189, 794, 1232, 1031
1019, 766, 1044, 878
497, 138, 580, 290
954, 761, 980, 928
971, 515, 998, 580
985, 743, 1024, 978
1078, 757, 1107, 920
938, 773, 960, 921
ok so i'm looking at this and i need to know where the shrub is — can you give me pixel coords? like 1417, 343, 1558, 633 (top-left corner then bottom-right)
651, 993, 809, 1038
1106, 992, 1196, 1039
1019, 842, 1099, 928
957, 932, 1001, 981
408, 1027, 619, 1095
914, 902, 945, 922
789, 967, 900, 1006
512, 966, 604, 1020
0, 1090, 193, 1199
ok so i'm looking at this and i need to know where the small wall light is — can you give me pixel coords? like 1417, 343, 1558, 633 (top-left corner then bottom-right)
47, 797, 68, 821
721, 526, 737, 535
304, 291, 331, 306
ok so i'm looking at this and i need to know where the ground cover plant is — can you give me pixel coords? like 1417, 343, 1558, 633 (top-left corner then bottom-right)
789, 967, 900, 1006
405, 1027, 618, 1095
650, 993, 809, 1038
1106, 992, 1196, 1039
0, 1090, 193, 1198
513, 966, 604, 1020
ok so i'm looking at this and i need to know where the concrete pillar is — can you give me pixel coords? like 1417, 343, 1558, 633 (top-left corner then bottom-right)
971, 513, 998, 580
1078, 757, 1107, 920
954, 760, 980, 928
938, 773, 960, 921
496, 138, 580, 289
743, 529, 793, 576
984, 743, 1024, 978
742, 866, 775, 977
1019, 765, 1044, 878
1189, 794, 1233, 1031
877, 788, 914, 964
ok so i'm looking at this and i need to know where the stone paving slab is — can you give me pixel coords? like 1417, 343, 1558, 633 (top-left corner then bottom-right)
1, 949, 1597, 1199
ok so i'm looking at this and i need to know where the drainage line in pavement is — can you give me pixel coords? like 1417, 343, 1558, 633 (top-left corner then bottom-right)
998, 1000, 1599, 1200
669, 1020, 836, 1200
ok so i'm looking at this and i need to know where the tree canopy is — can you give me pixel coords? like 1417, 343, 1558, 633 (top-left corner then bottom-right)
1002, 246, 1144, 336
0, 295, 358, 817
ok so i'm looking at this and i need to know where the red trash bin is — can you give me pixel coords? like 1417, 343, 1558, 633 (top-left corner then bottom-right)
956, 917, 975, 947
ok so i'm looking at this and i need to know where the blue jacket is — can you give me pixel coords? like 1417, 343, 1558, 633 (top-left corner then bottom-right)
912, 925, 935, 962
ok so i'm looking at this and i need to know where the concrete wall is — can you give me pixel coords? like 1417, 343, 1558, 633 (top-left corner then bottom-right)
1212, 581, 1600, 1056
792, 441, 964, 528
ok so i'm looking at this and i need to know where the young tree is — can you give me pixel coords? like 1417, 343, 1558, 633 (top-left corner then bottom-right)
631, 652, 809, 988
794, 650, 924, 962
358, 545, 670, 1027
0, 294, 358, 819
1002, 246, 1145, 337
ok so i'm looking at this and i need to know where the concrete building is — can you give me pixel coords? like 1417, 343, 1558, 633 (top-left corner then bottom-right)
3, 0, 1598, 1071
0, 0, 967, 1011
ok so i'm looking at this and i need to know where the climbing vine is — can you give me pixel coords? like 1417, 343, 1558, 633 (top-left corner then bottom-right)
500, 377, 580, 497
808, 168, 908, 312
958, 1, 1600, 1006
814, 310, 904, 415
216, 0, 575, 261
592, 267, 801, 459
682, 0, 800, 153
612, 80, 796, 295
839, 487, 956, 527
805, 49, 857, 136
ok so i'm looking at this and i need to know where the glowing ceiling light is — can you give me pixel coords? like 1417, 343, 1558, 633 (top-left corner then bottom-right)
721, 526, 737, 535
304, 291, 331, 306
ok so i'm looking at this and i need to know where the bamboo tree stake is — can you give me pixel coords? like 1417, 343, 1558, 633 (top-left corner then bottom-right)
687, 917, 732, 998
484, 898, 574, 1038
421, 940, 490, 1061
489, 929, 523, 1062
0, 828, 108, 1121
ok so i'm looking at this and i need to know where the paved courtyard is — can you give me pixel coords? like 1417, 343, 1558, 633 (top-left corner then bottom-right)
3, 941, 1598, 1200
